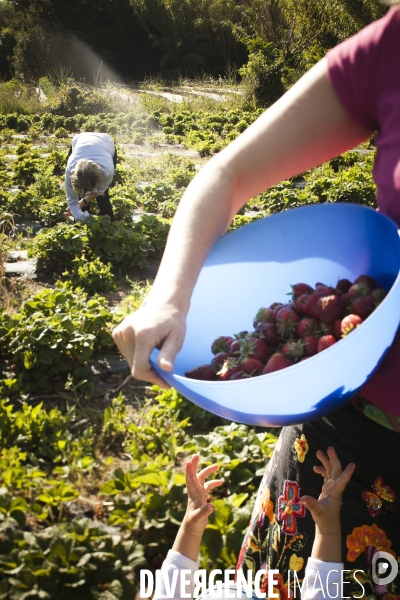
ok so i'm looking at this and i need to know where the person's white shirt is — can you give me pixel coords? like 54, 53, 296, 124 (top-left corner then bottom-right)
64, 132, 115, 221
152, 550, 344, 600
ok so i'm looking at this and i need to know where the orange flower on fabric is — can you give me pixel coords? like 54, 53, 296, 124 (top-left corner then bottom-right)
257, 486, 275, 529
346, 524, 396, 563
293, 434, 309, 463
260, 572, 289, 600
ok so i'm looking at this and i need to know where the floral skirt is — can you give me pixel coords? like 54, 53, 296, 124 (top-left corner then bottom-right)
236, 401, 400, 598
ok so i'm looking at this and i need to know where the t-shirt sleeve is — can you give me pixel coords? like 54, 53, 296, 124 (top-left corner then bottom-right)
326, 10, 396, 133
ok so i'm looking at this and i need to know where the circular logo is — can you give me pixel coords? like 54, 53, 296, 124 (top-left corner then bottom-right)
372, 552, 399, 585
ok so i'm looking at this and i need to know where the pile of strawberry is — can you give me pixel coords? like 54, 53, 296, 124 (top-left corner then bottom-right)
185, 274, 387, 381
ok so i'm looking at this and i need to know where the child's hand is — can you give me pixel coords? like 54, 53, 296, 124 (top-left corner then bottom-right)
182, 454, 224, 536
300, 446, 355, 535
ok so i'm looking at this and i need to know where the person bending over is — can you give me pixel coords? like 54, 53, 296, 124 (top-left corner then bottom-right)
64, 132, 117, 221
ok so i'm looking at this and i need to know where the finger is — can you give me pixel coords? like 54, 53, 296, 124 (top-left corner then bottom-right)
197, 463, 219, 485
313, 465, 327, 478
130, 329, 171, 388
326, 446, 343, 480
331, 462, 356, 494
204, 478, 224, 493
316, 450, 332, 479
192, 503, 215, 519
158, 331, 184, 372
185, 457, 203, 498
300, 495, 317, 511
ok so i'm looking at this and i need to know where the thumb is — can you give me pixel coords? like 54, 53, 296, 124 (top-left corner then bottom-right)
192, 503, 215, 521
300, 495, 318, 512
158, 333, 183, 372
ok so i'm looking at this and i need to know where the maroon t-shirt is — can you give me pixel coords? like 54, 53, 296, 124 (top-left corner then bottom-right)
327, 7, 400, 413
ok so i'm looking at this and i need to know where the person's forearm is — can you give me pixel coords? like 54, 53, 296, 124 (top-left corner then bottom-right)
172, 520, 204, 563
147, 58, 371, 314
311, 528, 342, 563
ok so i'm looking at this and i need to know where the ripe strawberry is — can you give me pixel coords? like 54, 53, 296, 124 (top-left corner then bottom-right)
336, 278, 352, 294
290, 283, 314, 300
281, 339, 305, 362
218, 358, 241, 381
317, 294, 346, 324
351, 294, 375, 319
341, 314, 363, 337
185, 365, 217, 380
271, 303, 285, 319
303, 335, 318, 356
263, 353, 293, 374
302, 292, 322, 318
229, 339, 241, 357
257, 322, 279, 347
235, 330, 249, 340
372, 287, 387, 305
334, 318, 342, 339
296, 317, 318, 337
211, 352, 229, 370
294, 294, 310, 315
211, 336, 234, 355
230, 371, 247, 380
240, 358, 264, 375
354, 274, 377, 290
317, 335, 336, 352
270, 302, 284, 311
316, 284, 336, 296
253, 307, 275, 328
238, 337, 270, 363
276, 307, 300, 338
344, 283, 371, 303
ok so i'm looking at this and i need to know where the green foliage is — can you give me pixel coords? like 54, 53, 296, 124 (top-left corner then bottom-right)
87, 217, 153, 269
0, 518, 144, 600
30, 217, 153, 275
62, 257, 117, 293
13, 155, 41, 186
0, 286, 113, 391
133, 214, 171, 253
238, 39, 286, 106
153, 108, 263, 155
30, 222, 89, 271
136, 181, 183, 217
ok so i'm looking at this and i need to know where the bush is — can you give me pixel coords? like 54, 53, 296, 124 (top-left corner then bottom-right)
29, 222, 89, 271
62, 256, 117, 293
30, 217, 153, 274
87, 217, 153, 269
0, 285, 113, 391
133, 214, 171, 254
0, 517, 144, 600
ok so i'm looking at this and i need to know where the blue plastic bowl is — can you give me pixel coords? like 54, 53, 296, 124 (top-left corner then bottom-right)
150, 203, 400, 426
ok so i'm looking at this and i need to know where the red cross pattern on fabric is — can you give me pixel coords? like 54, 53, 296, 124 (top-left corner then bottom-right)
277, 480, 306, 536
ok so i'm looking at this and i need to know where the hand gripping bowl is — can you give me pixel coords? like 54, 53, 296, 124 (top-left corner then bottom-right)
150, 203, 400, 427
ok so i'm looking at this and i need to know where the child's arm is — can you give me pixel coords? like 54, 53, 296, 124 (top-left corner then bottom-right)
301, 446, 355, 562
173, 454, 223, 562
153, 455, 223, 600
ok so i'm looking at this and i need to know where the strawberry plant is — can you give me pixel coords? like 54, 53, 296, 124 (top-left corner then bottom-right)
62, 256, 116, 293
0, 517, 145, 600
0, 286, 113, 391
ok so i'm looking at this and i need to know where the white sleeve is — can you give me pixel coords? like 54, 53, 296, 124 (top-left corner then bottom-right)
64, 168, 91, 221
301, 558, 344, 600
96, 168, 114, 194
153, 550, 198, 600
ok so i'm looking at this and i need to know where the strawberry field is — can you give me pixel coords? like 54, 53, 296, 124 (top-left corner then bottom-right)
0, 78, 377, 599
